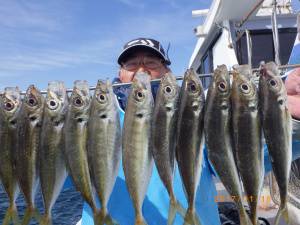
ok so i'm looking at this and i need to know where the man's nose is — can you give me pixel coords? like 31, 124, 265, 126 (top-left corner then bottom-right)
136, 66, 150, 74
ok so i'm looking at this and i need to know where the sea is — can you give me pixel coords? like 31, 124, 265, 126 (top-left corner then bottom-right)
0, 184, 83, 225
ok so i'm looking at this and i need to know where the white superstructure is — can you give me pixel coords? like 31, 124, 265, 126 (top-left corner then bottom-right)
189, 0, 298, 88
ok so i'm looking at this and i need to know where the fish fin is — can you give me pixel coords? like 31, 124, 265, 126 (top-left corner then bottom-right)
248, 198, 258, 225
2, 204, 20, 225
21, 207, 42, 225
93, 210, 119, 225
40, 214, 53, 225
236, 202, 253, 225
167, 199, 186, 225
238, 211, 253, 225
104, 214, 119, 225
274, 205, 289, 225
21, 208, 33, 225
183, 208, 202, 225
134, 214, 148, 225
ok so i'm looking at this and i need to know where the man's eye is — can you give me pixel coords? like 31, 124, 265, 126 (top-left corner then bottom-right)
124, 62, 138, 70
127, 62, 138, 67
145, 60, 160, 69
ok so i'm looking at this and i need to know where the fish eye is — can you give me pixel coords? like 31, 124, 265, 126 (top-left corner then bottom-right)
269, 79, 278, 87
97, 94, 106, 103
4, 102, 14, 111
164, 86, 172, 94
135, 90, 144, 101
73, 97, 83, 107
47, 100, 58, 110
218, 82, 227, 92
240, 83, 250, 94
188, 82, 197, 93
27, 97, 37, 107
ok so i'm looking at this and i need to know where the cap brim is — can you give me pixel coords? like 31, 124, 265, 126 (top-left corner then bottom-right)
117, 45, 171, 65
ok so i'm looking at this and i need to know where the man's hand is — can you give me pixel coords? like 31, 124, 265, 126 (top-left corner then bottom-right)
287, 95, 300, 120
285, 68, 300, 95
285, 68, 300, 119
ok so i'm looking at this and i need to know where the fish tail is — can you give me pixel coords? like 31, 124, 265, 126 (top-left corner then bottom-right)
93, 210, 103, 225
238, 209, 253, 225
248, 198, 258, 225
134, 213, 147, 225
167, 198, 186, 225
236, 202, 253, 225
40, 214, 53, 225
93, 209, 119, 225
103, 214, 119, 225
2, 203, 20, 225
183, 207, 202, 225
274, 204, 289, 225
21, 206, 42, 225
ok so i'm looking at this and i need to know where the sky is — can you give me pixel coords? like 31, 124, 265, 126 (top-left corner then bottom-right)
1, 0, 299, 92
0, 0, 212, 91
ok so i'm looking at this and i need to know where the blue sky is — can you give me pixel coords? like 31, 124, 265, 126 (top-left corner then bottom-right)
0, 0, 211, 91
1, 0, 299, 92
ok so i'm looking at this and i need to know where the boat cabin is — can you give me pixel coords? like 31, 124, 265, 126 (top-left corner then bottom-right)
189, 0, 298, 89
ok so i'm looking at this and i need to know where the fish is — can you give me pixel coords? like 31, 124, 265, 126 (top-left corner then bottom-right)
16, 85, 45, 225
204, 65, 252, 225
87, 80, 121, 225
122, 72, 154, 225
0, 87, 22, 225
64, 80, 99, 223
175, 69, 205, 225
152, 72, 185, 224
258, 62, 292, 225
39, 81, 69, 225
231, 65, 264, 225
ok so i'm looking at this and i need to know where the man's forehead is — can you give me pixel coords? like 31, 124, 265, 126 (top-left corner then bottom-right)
127, 49, 160, 59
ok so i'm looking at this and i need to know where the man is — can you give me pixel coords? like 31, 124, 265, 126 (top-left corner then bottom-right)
286, 67, 300, 120
78, 37, 221, 225
75, 37, 300, 225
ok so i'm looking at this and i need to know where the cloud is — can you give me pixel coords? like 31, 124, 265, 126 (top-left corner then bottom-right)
0, 1, 71, 31
0, 0, 209, 78
114, 0, 145, 8
0, 36, 120, 77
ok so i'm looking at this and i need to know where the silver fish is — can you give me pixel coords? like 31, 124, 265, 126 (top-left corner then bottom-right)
122, 72, 154, 225
64, 80, 99, 222
39, 81, 68, 225
87, 80, 121, 225
259, 62, 292, 225
152, 72, 185, 224
204, 65, 252, 225
231, 65, 264, 225
0, 87, 22, 225
16, 85, 44, 225
175, 69, 205, 225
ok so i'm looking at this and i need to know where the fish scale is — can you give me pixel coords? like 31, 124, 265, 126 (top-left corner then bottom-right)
122, 72, 154, 225
231, 65, 264, 225
64, 80, 98, 223
152, 72, 185, 224
87, 80, 121, 225
16, 85, 45, 225
204, 65, 252, 225
259, 62, 292, 225
39, 81, 68, 225
175, 69, 205, 225
0, 87, 22, 225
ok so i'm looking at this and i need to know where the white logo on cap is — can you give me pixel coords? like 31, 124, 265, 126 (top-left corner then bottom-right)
145, 39, 154, 47
127, 40, 140, 46
127, 39, 155, 47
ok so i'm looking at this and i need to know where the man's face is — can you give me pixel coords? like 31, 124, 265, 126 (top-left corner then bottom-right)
119, 50, 169, 83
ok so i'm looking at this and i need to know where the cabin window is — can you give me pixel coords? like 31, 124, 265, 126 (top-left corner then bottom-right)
236, 28, 297, 68
197, 50, 213, 89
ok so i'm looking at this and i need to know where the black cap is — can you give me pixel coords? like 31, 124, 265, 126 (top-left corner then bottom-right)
118, 38, 171, 65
